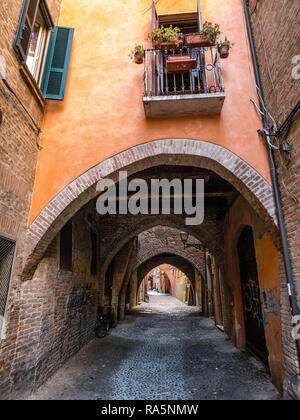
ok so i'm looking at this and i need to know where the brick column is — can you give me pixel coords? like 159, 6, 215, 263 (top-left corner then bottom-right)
111, 242, 133, 325
129, 270, 138, 309
118, 239, 138, 321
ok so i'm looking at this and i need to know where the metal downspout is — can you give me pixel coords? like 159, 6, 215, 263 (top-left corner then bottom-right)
242, 0, 300, 385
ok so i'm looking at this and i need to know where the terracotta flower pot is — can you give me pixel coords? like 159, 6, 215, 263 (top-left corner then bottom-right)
209, 85, 221, 93
185, 33, 215, 48
134, 51, 144, 64
160, 39, 183, 50
166, 55, 197, 72
218, 46, 229, 59
155, 38, 183, 50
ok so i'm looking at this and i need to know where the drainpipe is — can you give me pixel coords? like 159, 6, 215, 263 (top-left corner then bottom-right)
198, 0, 208, 93
197, 0, 202, 31
242, 0, 300, 373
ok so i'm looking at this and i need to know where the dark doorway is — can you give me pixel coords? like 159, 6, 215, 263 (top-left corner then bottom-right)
105, 260, 114, 306
237, 226, 268, 364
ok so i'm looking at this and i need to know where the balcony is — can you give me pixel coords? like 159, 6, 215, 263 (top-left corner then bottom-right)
143, 46, 226, 119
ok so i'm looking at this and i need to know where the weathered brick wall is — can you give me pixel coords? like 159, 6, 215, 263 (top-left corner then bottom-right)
0, 0, 63, 399
249, 0, 300, 398
0, 0, 62, 243
0, 202, 100, 399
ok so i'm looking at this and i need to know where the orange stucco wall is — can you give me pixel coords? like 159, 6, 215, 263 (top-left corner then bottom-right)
225, 195, 284, 391
29, 0, 271, 224
162, 265, 190, 304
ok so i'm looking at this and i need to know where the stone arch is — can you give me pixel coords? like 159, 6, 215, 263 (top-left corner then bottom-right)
136, 245, 203, 277
135, 226, 206, 279
137, 253, 198, 290
23, 138, 277, 280
100, 214, 222, 280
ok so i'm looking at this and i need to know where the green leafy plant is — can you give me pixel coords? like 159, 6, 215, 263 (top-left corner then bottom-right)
148, 25, 183, 46
217, 37, 235, 50
201, 21, 221, 44
129, 44, 144, 64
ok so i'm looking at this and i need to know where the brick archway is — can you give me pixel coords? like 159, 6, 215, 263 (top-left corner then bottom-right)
23, 138, 277, 280
135, 226, 206, 280
137, 253, 198, 291
135, 246, 203, 278
98, 213, 223, 279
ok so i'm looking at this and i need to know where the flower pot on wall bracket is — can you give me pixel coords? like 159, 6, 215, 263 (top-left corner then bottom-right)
218, 46, 229, 59
134, 51, 144, 64
166, 55, 197, 72
185, 33, 215, 48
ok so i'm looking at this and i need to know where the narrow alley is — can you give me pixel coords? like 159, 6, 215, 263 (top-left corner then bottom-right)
1, 0, 300, 401
28, 294, 279, 401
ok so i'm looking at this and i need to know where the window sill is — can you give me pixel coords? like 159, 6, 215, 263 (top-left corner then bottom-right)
19, 62, 46, 109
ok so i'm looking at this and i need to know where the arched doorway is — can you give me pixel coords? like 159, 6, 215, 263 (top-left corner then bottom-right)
237, 226, 268, 364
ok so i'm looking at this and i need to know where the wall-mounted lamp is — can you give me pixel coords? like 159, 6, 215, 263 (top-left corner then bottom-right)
180, 231, 205, 252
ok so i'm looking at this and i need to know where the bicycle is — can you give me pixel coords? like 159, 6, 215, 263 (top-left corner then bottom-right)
96, 306, 114, 338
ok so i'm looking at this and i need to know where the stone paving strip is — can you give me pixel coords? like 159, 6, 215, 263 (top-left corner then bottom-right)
28, 294, 280, 400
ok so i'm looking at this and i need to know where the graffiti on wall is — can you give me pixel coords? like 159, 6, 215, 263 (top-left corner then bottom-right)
243, 279, 263, 327
261, 287, 281, 326
68, 285, 93, 311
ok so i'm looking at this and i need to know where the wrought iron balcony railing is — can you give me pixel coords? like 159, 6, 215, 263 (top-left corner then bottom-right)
143, 45, 226, 118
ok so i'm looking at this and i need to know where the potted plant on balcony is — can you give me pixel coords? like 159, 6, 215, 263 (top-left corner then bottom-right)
166, 55, 197, 72
148, 25, 183, 50
129, 45, 144, 64
185, 21, 221, 48
217, 37, 234, 59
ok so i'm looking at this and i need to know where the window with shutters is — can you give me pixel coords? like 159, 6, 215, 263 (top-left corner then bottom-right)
26, 5, 50, 85
60, 219, 73, 271
15, 0, 74, 100
41, 26, 74, 100
0, 236, 16, 335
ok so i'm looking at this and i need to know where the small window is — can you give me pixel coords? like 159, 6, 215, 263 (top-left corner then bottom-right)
26, 6, 50, 85
0, 236, 16, 334
158, 12, 199, 34
90, 231, 98, 276
60, 219, 73, 271
15, 0, 74, 100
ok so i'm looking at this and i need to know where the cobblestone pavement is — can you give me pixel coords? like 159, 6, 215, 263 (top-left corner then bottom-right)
28, 294, 280, 400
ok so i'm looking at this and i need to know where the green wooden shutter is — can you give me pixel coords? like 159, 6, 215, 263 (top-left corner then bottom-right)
42, 27, 74, 100
15, 0, 40, 61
